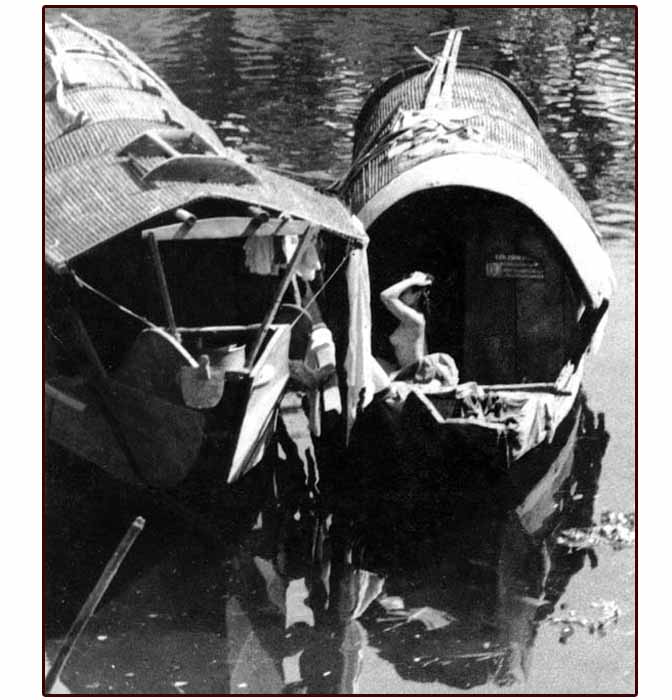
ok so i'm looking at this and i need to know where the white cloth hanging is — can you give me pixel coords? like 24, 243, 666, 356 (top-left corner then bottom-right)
243, 236, 275, 275
296, 241, 322, 281
345, 228, 389, 441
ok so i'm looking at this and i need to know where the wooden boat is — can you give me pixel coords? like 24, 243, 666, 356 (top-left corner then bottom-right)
338, 29, 615, 477
44, 16, 368, 490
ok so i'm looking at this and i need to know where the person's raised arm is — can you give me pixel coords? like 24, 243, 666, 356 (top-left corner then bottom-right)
379, 272, 431, 324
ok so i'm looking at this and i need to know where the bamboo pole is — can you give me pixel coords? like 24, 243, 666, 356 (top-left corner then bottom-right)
45, 516, 145, 694
147, 232, 179, 340
481, 383, 572, 395
441, 30, 464, 109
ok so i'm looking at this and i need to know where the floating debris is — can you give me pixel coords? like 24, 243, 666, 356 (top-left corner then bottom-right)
546, 600, 620, 643
214, 119, 250, 134
556, 510, 634, 551
380, 606, 455, 632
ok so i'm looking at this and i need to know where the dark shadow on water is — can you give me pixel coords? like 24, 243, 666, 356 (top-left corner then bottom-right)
44, 442, 273, 637
45, 390, 608, 693
313, 391, 609, 692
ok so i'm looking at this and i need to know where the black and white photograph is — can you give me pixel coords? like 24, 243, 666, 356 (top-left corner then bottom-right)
42, 4, 635, 695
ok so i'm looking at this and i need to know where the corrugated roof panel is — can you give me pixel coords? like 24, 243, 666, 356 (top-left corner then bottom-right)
45, 19, 365, 267
45, 86, 222, 148
346, 66, 597, 235
46, 119, 151, 172
46, 151, 363, 267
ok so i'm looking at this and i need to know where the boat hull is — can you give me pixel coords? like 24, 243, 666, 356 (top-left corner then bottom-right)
343, 381, 586, 514
46, 324, 291, 488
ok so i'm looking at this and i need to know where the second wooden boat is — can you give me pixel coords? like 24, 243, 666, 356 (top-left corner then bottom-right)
338, 29, 615, 479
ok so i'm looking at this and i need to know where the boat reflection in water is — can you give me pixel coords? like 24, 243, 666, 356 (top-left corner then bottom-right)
226, 391, 608, 693
46, 392, 607, 692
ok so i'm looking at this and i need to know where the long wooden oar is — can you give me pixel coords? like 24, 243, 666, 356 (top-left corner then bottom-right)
45, 516, 145, 694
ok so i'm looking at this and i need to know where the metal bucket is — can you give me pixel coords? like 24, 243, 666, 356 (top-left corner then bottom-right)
209, 344, 246, 371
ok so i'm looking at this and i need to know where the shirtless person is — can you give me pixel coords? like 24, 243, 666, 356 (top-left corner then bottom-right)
380, 271, 433, 368
380, 271, 458, 386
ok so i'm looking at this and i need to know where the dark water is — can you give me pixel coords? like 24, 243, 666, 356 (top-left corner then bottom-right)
44, 7, 635, 695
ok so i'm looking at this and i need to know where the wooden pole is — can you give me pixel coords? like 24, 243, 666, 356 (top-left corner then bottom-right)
147, 232, 179, 340
424, 31, 454, 108
441, 29, 464, 109
45, 383, 87, 412
481, 383, 572, 395
45, 516, 145, 694
69, 309, 108, 382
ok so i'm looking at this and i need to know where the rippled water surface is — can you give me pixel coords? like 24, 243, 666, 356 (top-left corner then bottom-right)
45, 7, 635, 695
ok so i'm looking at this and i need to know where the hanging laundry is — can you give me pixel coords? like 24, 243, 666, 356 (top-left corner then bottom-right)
243, 236, 275, 275
344, 231, 389, 441
303, 323, 341, 436
282, 234, 299, 264
296, 242, 322, 282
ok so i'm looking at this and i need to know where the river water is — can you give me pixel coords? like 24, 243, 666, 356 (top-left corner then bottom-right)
44, 7, 635, 695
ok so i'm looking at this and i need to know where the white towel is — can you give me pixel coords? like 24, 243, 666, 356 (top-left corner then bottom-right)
344, 230, 388, 441
243, 236, 275, 275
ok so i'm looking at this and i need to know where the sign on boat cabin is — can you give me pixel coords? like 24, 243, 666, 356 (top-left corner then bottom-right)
364, 187, 585, 385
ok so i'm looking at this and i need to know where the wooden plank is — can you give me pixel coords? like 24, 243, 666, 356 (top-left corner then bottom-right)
481, 383, 572, 396
176, 323, 261, 335
143, 216, 307, 241
228, 326, 291, 483
424, 31, 455, 108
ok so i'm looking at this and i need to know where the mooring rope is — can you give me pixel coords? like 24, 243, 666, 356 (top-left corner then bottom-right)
289, 247, 352, 330
71, 271, 160, 330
